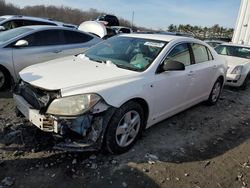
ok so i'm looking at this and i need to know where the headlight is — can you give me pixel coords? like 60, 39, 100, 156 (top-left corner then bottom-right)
231, 66, 243, 74
47, 94, 101, 116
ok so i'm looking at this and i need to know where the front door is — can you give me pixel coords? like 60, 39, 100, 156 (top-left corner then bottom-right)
150, 43, 195, 123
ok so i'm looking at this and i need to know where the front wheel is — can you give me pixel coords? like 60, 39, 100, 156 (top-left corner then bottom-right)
0, 68, 9, 91
206, 78, 223, 105
104, 101, 145, 154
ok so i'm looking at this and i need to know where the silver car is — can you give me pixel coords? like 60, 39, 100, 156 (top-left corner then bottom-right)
0, 15, 77, 31
0, 26, 102, 90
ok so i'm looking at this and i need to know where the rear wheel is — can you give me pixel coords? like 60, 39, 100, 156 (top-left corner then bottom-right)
0, 68, 9, 91
206, 78, 223, 105
104, 101, 145, 154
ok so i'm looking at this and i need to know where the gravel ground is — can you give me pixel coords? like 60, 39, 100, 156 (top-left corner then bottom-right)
0, 87, 249, 188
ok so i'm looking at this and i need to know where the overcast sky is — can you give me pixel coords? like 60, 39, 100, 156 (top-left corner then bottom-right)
5, 0, 241, 29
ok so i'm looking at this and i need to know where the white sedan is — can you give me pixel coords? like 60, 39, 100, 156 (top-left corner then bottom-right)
14, 34, 227, 154
215, 43, 250, 89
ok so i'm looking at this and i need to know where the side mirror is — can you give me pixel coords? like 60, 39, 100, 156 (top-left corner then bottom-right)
14, 40, 29, 47
162, 60, 185, 72
0, 26, 6, 31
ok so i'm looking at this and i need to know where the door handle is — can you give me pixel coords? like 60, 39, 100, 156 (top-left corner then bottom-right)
188, 71, 195, 76
52, 50, 62, 53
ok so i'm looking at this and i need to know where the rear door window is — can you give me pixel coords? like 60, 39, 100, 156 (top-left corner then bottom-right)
191, 43, 209, 63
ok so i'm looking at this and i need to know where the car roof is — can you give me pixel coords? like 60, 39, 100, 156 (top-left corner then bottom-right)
12, 25, 97, 38
220, 43, 250, 48
120, 33, 192, 42
16, 25, 74, 30
0, 15, 13, 19
204, 40, 224, 43
0, 15, 63, 25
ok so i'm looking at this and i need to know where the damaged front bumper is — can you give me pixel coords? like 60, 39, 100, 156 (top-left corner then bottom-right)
14, 93, 116, 151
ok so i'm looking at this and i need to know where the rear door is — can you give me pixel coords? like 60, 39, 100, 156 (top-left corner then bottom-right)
187, 43, 217, 103
12, 29, 65, 74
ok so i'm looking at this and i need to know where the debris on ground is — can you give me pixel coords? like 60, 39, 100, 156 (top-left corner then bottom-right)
0, 88, 250, 187
1, 177, 15, 186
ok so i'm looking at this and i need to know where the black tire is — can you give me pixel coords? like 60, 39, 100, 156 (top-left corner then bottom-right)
104, 101, 145, 154
0, 68, 9, 91
240, 73, 250, 90
206, 78, 223, 105
15, 107, 24, 118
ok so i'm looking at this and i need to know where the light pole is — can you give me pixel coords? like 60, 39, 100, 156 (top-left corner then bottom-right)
131, 11, 134, 30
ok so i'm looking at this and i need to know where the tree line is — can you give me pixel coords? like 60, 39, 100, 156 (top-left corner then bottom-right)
0, 0, 234, 40
0, 0, 134, 28
168, 24, 234, 40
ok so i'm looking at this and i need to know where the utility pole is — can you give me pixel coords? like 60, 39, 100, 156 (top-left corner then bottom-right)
131, 11, 134, 30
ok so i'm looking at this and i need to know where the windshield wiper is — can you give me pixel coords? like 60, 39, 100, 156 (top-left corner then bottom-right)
115, 64, 140, 71
89, 57, 103, 63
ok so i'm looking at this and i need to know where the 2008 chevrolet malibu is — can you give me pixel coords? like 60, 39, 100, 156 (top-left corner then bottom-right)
14, 34, 227, 154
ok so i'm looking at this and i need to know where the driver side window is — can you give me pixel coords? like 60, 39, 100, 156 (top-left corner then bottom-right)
165, 43, 191, 66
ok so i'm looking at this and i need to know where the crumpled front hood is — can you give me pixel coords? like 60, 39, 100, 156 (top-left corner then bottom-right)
20, 55, 137, 91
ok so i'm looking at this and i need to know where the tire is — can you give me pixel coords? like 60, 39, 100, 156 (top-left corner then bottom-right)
240, 73, 250, 90
0, 68, 9, 91
206, 78, 223, 105
15, 107, 24, 118
104, 101, 145, 154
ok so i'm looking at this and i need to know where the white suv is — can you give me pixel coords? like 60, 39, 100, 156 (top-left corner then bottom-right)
14, 34, 227, 154
0, 15, 77, 31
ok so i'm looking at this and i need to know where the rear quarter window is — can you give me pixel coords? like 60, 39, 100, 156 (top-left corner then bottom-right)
63, 30, 93, 44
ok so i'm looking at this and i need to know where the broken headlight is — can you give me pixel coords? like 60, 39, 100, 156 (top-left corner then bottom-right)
231, 65, 243, 75
46, 94, 101, 116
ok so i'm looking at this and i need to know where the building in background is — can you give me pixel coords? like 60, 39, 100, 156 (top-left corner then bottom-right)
233, 0, 250, 45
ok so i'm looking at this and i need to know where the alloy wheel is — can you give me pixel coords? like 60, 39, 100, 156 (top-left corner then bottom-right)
211, 81, 221, 102
115, 110, 141, 147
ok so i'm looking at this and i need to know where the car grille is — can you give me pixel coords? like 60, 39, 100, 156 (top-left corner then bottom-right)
20, 85, 42, 109
17, 82, 59, 111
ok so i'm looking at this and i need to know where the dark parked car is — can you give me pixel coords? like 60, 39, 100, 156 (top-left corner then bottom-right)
111, 26, 133, 34
96, 14, 119, 26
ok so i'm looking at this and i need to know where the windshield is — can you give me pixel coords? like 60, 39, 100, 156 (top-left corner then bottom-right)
215, 45, 250, 59
84, 36, 167, 71
0, 27, 32, 44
